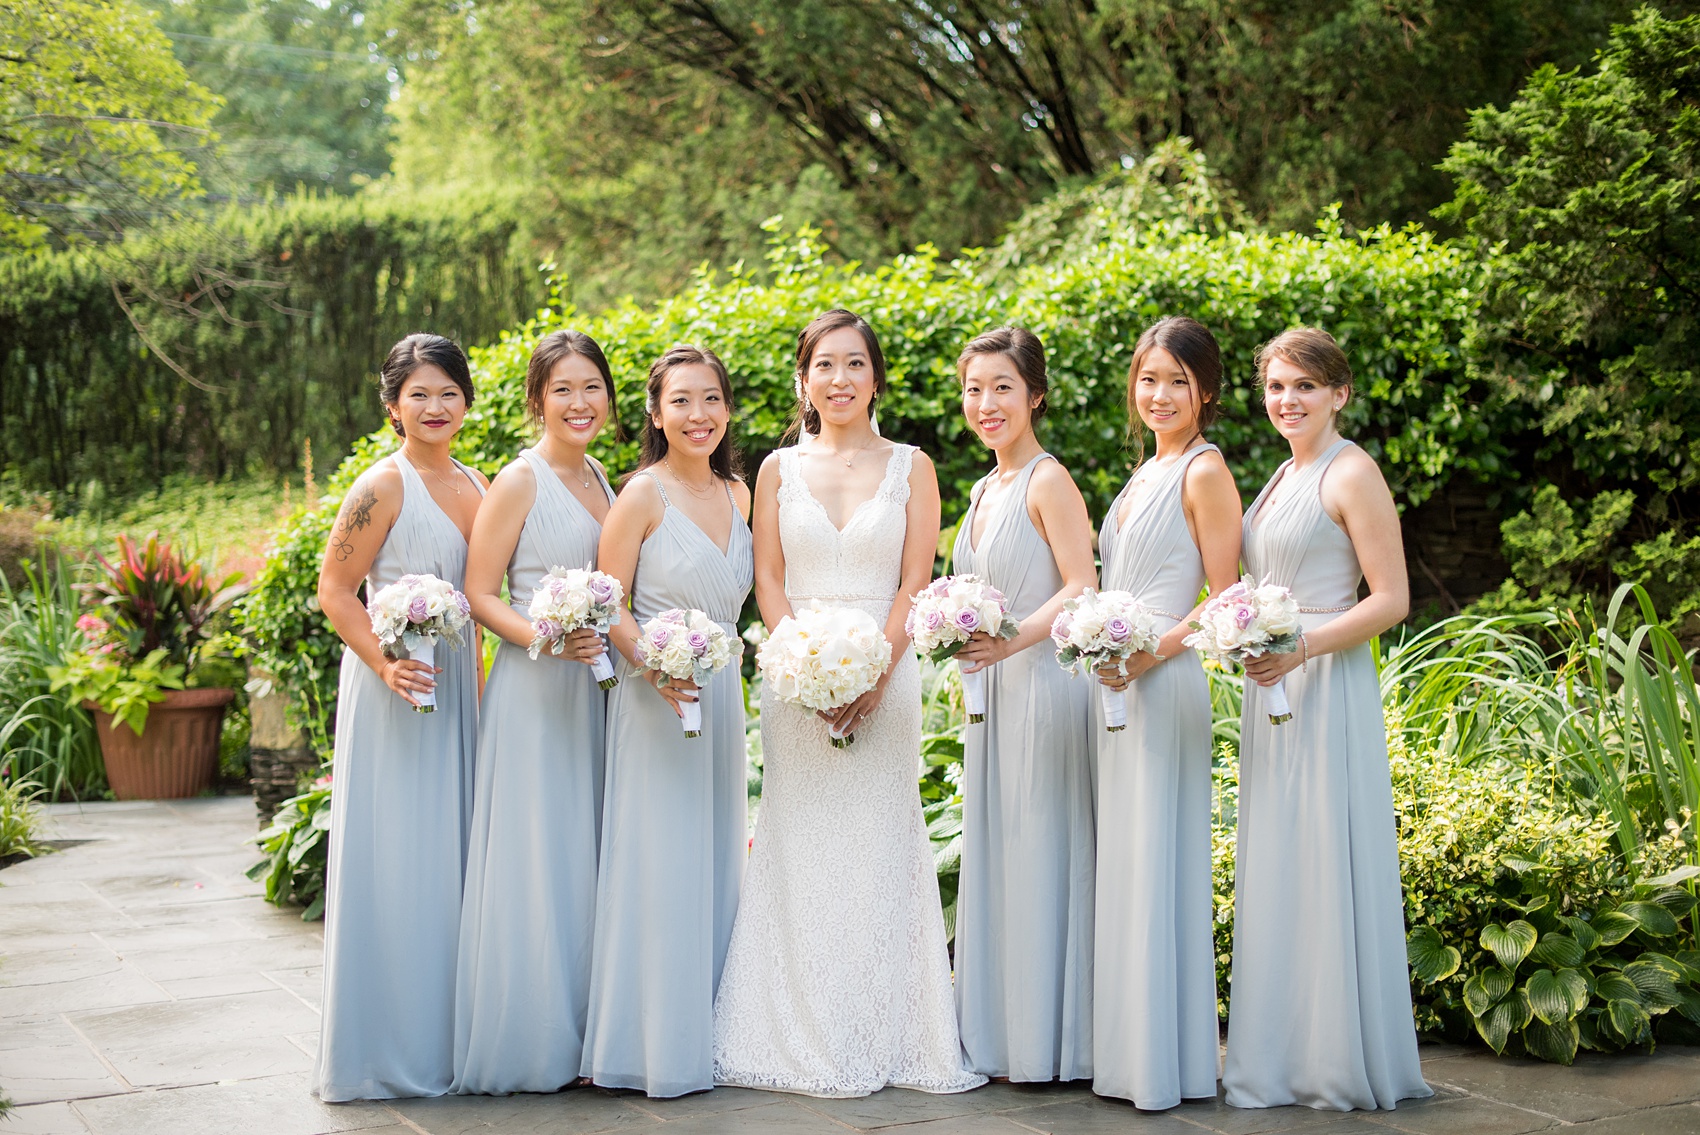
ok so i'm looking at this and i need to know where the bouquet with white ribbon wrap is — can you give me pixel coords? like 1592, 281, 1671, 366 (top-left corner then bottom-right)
527, 565, 623, 689
1050, 588, 1162, 732
906, 574, 1018, 724
757, 604, 892, 748
634, 608, 741, 737
1184, 575, 1303, 725
367, 573, 471, 713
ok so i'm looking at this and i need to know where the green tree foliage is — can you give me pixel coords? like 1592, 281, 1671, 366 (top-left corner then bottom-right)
145, 0, 394, 195
385, 0, 1646, 303
0, 190, 545, 491
1443, 8, 1700, 618
0, 0, 221, 247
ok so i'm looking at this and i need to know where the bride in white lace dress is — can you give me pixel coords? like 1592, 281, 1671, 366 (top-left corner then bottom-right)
712, 311, 986, 1098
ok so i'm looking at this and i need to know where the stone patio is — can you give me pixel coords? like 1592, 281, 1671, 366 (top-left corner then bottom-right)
3, 798, 1698, 1135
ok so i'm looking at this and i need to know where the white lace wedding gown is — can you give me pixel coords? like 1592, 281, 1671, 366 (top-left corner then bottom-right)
711, 444, 987, 1098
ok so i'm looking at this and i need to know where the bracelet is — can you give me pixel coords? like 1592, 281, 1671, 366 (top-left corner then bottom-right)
1300, 632, 1309, 672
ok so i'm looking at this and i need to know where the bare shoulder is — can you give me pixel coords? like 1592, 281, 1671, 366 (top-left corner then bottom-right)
906, 445, 936, 477
1327, 444, 1391, 495
482, 456, 536, 506
342, 460, 402, 516
729, 476, 753, 517
1184, 448, 1239, 495
1029, 455, 1085, 503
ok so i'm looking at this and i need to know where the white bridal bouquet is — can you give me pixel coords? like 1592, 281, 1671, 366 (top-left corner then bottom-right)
634, 608, 741, 737
367, 573, 472, 713
1184, 576, 1303, 725
1050, 588, 1162, 732
906, 574, 1018, 724
527, 565, 624, 689
757, 604, 893, 748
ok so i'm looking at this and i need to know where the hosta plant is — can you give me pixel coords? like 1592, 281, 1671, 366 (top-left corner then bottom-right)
248, 769, 333, 921
1408, 864, 1700, 1063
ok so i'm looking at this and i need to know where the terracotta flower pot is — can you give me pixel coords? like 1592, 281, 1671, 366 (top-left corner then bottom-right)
88, 687, 236, 800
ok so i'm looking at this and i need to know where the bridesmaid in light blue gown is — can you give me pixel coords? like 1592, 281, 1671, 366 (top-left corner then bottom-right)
452, 331, 619, 1094
1091, 317, 1242, 1110
581, 344, 753, 1098
315, 334, 487, 1101
1224, 327, 1430, 1111
949, 328, 1098, 1082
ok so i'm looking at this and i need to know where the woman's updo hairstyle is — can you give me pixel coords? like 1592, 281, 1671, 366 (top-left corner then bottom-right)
1255, 326, 1354, 405
1127, 316, 1223, 434
524, 329, 615, 427
637, 343, 742, 483
379, 333, 475, 438
955, 326, 1050, 421
789, 309, 888, 440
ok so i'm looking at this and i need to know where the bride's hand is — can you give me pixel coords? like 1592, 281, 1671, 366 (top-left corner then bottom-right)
645, 670, 699, 718
380, 657, 438, 707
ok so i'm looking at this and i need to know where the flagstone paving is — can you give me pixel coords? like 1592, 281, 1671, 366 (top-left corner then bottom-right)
3, 798, 1698, 1135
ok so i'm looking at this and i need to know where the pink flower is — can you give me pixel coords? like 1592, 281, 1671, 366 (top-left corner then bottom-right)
313, 773, 333, 789
1052, 611, 1073, 637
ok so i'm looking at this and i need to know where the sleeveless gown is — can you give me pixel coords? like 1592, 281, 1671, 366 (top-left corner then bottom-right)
316, 452, 484, 1101
1093, 443, 1221, 1109
712, 444, 986, 1098
580, 473, 753, 1098
950, 452, 1094, 1082
452, 449, 616, 1094
1223, 438, 1431, 1111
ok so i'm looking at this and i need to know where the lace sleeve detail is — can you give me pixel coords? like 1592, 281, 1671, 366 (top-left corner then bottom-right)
774, 447, 805, 507
879, 444, 915, 506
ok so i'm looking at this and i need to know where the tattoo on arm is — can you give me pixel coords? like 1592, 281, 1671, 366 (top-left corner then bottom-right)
332, 486, 379, 562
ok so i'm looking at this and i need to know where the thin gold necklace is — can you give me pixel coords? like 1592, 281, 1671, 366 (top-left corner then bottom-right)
663, 456, 717, 498
417, 458, 463, 495
820, 434, 877, 468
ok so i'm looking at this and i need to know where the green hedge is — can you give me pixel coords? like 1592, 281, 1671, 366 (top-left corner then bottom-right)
0, 191, 545, 493
240, 217, 1489, 742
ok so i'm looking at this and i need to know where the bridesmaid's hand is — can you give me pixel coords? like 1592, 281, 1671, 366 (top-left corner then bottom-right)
380, 657, 438, 707
558, 628, 608, 664
1096, 650, 1161, 691
646, 670, 699, 718
1243, 648, 1303, 686
956, 631, 1014, 674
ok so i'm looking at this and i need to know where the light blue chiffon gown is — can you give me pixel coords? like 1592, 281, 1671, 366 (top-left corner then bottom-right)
316, 452, 484, 1102
452, 449, 616, 1094
1223, 438, 1430, 1111
951, 452, 1095, 1082
581, 472, 753, 1097
1092, 443, 1221, 1109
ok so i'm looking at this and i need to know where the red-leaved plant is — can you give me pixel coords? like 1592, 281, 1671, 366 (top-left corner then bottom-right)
84, 533, 246, 670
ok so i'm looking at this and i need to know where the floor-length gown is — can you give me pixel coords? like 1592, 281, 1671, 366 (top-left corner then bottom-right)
580, 473, 753, 1098
1093, 443, 1221, 1109
712, 444, 986, 1098
951, 452, 1094, 1082
452, 450, 616, 1094
1223, 438, 1430, 1111
316, 453, 484, 1101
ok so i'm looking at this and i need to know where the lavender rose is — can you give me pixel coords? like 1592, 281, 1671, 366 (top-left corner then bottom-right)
534, 617, 562, 640
650, 627, 672, 649
953, 608, 981, 632
924, 609, 946, 631
1105, 616, 1132, 642
687, 630, 710, 654
588, 576, 616, 603
455, 593, 471, 618
1234, 605, 1255, 629
407, 596, 429, 623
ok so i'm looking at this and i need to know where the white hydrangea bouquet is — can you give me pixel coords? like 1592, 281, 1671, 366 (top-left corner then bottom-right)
906, 574, 1018, 724
1184, 575, 1303, 725
634, 608, 741, 737
527, 565, 624, 689
1050, 588, 1162, 732
757, 604, 893, 748
367, 573, 472, 713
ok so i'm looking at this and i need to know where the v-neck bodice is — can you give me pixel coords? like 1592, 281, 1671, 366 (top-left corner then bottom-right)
504, 448, 616, 613
1242, 438, 1360, 609
633, 470, 753, 632
952, 452, 1060, 621
371, 452, 486, 596
1098, 443, 1217, 621
775, 443, 915, 612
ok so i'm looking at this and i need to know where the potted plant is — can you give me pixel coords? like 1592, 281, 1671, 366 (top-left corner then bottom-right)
50, 533, 245, 799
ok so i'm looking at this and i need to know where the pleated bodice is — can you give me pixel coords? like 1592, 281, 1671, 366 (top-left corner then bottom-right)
373, 451, 481, 594
630, 472, 753, 635
953, 452, 1061, 617
1243, 439, 1359, 608
1098, 443, 1217, 620
505, 449, 615, 612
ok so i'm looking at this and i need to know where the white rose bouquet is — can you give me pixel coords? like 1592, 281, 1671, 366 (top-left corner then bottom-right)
1050, 588, 1162, 732
1184, 575, 1303, 725
757, 604, 893, 749
634, 608, 741, 737
906, 574, 1018, 724
527, 565, 624, 689
367, 573, 472, 713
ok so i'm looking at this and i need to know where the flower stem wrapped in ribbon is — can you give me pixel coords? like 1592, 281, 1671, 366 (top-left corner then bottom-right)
634, 608, 741, 737
367, 573, 472, 713
757, 604, 892, 748
527, 565, 624, 688
1050, 588, 1162, 732
1183, 575, 1303, 724
906, 574, 1018, 724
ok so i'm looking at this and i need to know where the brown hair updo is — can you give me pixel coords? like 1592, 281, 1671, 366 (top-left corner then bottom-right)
637, 343, 742, 483
955, 326, 1049, 421
378, 333, 474, 438
1255, 327, 1354, 404
788, 309, 888, 440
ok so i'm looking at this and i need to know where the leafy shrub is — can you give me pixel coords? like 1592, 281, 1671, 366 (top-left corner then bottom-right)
0, 557, 102, 799
248, 768, 333, 921
0, 775, 47, 863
